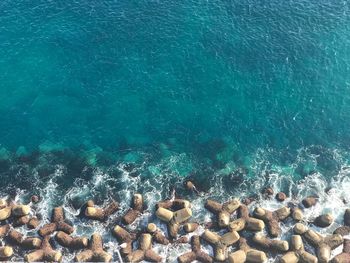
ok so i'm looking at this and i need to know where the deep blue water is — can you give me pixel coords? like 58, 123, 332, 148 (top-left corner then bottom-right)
0, 0, 350, 196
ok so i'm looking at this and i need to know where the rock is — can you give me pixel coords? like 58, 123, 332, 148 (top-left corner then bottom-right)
31, 195, 40, 203
276, 192, 287, 202
314, 213, 333, 228
112, 225, 133, 255
173, 207, 192, 224
345, 209, 350, 226
263, 187, 274, 196
302, 196, 318, 208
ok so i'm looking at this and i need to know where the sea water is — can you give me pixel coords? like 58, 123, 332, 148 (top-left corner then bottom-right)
0, 0, 350, 261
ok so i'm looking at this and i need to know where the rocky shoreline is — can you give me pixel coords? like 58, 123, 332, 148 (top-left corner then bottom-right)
0, 182, 349, 262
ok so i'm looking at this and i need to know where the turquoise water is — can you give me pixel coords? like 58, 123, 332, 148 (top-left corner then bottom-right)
0, 0, 350, 197
1, 2, 350, 261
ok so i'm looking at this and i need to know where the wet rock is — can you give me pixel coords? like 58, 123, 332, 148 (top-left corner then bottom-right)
275, 192, 287, 202
345, 209, 350, 226
184, 180, 200, 195
314, 213, 334, 228
242, 197, 255, 206
262, 187, 274, 197
31, 195, 40, 204
302, 196, 318, 208
13, 215, 30, 227
178, 235, 212, 263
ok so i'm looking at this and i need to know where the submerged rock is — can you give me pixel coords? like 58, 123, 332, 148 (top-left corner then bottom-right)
276, 192, 287, 202
302, 196, 318, 208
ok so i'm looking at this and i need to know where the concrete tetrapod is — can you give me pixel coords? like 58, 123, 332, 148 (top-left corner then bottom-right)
228, 237, 267, 263
205, 199, 241, 228
202, 229, 240, 261
84, 199, 119, 221
125, 233, 162, 262
112, 225, 135, 256
294, 223, 343, 263
8, 229, 42, 250
38, 207, 74, 237
253, 206, 291, 237
74, 233, 112, 262
280, 235, 317, 263
177, 235, 213, 263
334, 209, 350, 237
24, 236, 62, 262
146, 223, 170, 245
331, 239, 350, 263
252, 232, 289, 253
122, 193, 144, 225
155, 199, 192, 239
229, 205, 265, 232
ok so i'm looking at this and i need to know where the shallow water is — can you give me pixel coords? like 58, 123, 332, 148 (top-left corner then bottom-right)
0, 0, 350, 261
